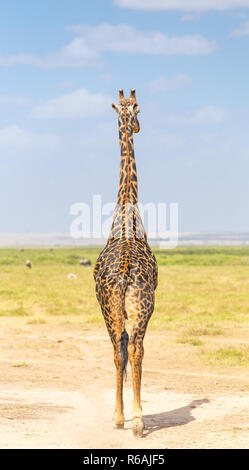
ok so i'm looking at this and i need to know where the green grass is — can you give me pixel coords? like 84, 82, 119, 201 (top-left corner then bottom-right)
201, 346, 249, 367
0, 264, 99, 322
1, 245, 249, 266
151, 261, 249, 329
177, 337, 203, 346
0, 246, 249, 367
154, 246, 249, 266
0, 246, 248, 326
0, 247, 100, 266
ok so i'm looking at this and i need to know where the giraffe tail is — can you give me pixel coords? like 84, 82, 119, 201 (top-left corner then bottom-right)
118, 330, 129, 380
117, 273, 129, 380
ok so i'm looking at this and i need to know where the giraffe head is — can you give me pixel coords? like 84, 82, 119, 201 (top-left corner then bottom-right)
112, 89, 140, 134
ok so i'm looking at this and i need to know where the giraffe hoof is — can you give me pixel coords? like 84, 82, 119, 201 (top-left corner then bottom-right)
113, 412, 125, 429
114, 422, 125, 429
132, 417, 144, 438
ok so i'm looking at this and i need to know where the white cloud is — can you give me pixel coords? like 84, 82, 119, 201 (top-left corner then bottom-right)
230, 20, 249, 36
66, 23, 216, 55
48, 37, 98, 67
0, 38, 97, 68
0, 125, 60, 154
114, 0, 249, 11
150, 74, 192, 92
0, 53, 43, 67
31, 88, 111, 120
169, 105, 227, 125
0, 23, 216, 67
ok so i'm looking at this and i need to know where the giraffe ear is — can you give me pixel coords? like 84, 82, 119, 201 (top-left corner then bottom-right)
112, 103, 119, 113
133, 103, 140, 114
119, 89, 124, 101
130, 88, 136, 100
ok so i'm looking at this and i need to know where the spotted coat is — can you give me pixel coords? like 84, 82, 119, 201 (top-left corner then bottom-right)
93, 89, 158, 437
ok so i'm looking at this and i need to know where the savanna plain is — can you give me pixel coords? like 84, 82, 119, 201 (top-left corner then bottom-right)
0, 246, 249, 448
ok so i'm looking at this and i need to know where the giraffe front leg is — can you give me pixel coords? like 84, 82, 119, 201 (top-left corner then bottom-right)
128, 337, 144, 437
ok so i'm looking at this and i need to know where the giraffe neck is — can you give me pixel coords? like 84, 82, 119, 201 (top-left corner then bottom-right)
117, 108, 138, 207
108, 109, 146, 242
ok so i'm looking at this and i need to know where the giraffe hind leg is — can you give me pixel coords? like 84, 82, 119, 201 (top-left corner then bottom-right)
113, 329, 129, 428
125, 285, 155, 438
128, 331, 145, 437
100, 294, 128, 429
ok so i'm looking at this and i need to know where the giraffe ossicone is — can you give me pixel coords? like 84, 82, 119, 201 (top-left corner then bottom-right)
94, 89, 158, 438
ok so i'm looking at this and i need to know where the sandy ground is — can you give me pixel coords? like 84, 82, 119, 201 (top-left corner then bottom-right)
1, 321, 249, 449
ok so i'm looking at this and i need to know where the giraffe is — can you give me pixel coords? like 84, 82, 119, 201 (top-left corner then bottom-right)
93, 89, 158, 438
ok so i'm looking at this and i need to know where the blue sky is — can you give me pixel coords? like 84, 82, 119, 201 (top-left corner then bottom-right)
1, 0, 249, 233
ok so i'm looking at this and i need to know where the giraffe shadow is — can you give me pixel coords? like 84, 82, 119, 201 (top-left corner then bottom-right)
143, 398, 209, 437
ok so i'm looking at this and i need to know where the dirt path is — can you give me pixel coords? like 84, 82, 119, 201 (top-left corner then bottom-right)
0, 323, 249, 449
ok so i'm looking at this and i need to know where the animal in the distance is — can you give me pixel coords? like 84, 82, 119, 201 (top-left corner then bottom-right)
67, 273, 77, 279
94, 89, 158, 437
26, 260, 32, 269
79, 259, 91, 266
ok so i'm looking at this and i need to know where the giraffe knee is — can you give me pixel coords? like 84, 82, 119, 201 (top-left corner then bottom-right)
128, 336, 144, 365
114, 354, 121, 369
114, 346, 123, 369
128, 342, 135, 361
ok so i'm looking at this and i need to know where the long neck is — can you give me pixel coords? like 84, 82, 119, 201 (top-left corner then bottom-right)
107, 110, 146, 242
117, 109, 138, 206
